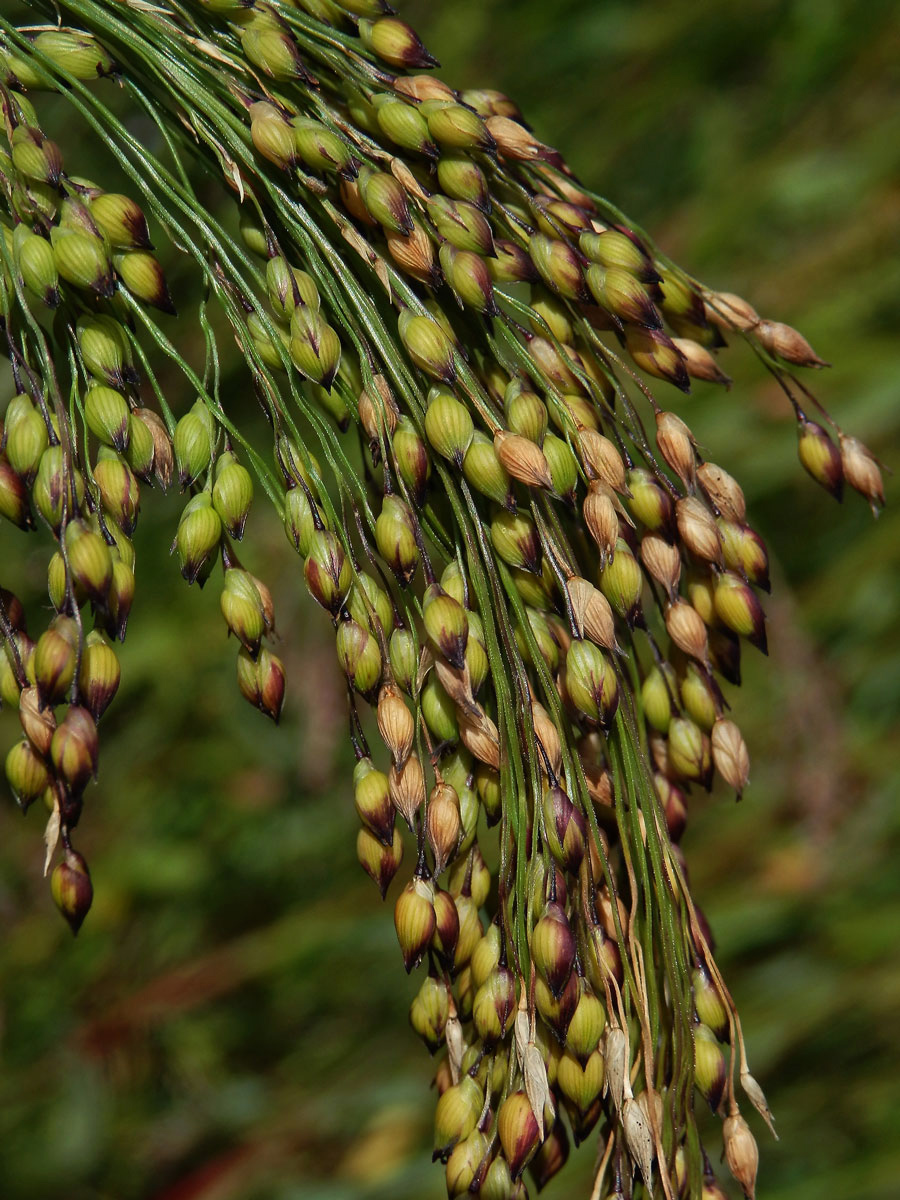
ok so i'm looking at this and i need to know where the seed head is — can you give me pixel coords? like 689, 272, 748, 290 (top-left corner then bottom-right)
797, 417, 843, 499
0, 458, 32, 530
78, 632, 121, 721
11, 125, 62, 186
410, 974, 450, 1054
5, 739, 49, 809
425, 781, 461, 876
51, 849, 93, 936
557, 1048, 605, 1121
290, 307, 342, 389
490, 237, 538, 283
586, 263, 660, 328
428, 194, 496, 257
567, 989, 607, 1065
221, 569, 269, 656
529, 233, 588, 301
497, 1090, 543, 1178
531, 900, 576, 998
388, 627, 419, 696
394, 875, 436, 974
681, 661, 719, 731
17, 685, 54, 757
437, 155, 490, 211
335, 618, 382, 697
693, 964, 728, 1039
542, 784, 587, 873
668, 716, 713, 788
595, 549, 640, 633
433, 1075, 482, 1162
107, 558, 136, 642
51, 226, 114, 297
440, 242, 498, 314
425, 100, 494, 153
131, 408, 173, 490
641, 665, 675, 734
174, 493, 222, 585
17, 229, 59, 307
627, 327, 690, 391
4, 403, 48, 483
457, 706, 500, 769
718, 519, 770, 591
304, 529, 351, 613
375, 494, 420, 585
236, 645, 286, 723
241, 23, 310, 82
694, 1022, 727, 1110
359, 17, 438, 69
424, 387, 474, 467
463, 432, 513, 507
714, 571, 767, 654
392, 417, 431, 504
84, 386, 130, 452
398, 311, 456, 384
211, 453, 253, 539
374, 96, 438, 156
114, 249, 175, 314
90, 191, 152, 250
77, 313, 137, 390
32, 621, 77, 709
357, 825, 403, 897
50, 704, 98, 793
93, 451, 141, 535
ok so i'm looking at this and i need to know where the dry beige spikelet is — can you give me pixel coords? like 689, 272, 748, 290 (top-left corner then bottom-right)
389, 752, 426, 829
458, 705, 500, 768
494, 430, 552, 490
754, 319, 828, 368
655, 411, 696, 487
665, 599, 709, 662
711, 717, 750, 795
704, 290, 760, 332
577, 428, 628, 494
426, 781, 461, 876
532, 700, 563, 778
566, 575, 617, 651
641, 534, 681, 598
583, 482, 619, 563
377, 682, 414, 767
672, 337, 732, 386
359, 374, 399, 443
603, 1024, 628, 1112
696, 461, 747, 522
486, 114, 555, 161
724, 1112, 759, 1199
676, 495, 723, 564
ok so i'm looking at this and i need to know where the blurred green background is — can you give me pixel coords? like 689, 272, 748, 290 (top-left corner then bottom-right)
1, 1, 899, 1197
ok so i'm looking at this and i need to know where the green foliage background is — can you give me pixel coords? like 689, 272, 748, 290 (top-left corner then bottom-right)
1, 1, 899, 1197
